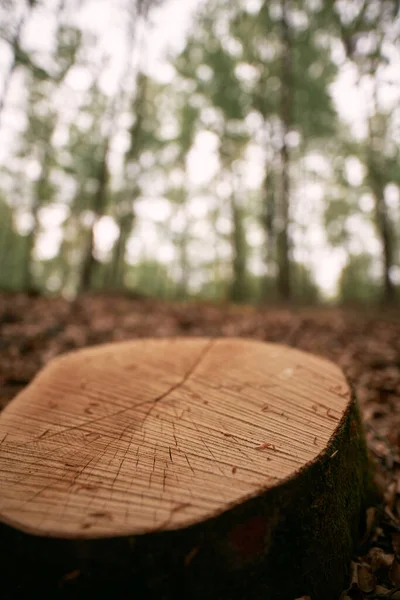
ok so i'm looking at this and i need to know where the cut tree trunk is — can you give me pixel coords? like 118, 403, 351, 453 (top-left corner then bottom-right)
0, 338, 372, 599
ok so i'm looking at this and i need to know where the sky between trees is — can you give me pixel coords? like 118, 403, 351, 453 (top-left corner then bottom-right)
0, 0, 399, 304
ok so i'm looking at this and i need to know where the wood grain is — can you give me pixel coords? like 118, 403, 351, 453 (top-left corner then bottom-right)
0, 337, 351, 539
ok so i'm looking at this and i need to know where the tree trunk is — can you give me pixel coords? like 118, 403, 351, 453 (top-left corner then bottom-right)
0, 209, 21, 291
108, 212, 134, 290
79, 224, 97, 292
0, 338, 372, 600
173, 194, 191, 300
78, 143, 109, 293
261, 165, 277, 302
371, 184, 396, 304
277, 0, 292, 302
263, 167, 275, 272
23, 176, 44, 293
230, 195, 247, 303
59, 189, 83, 292
177, 231, 190, 299
367, 90, 396, 305
336, 8, 397, 305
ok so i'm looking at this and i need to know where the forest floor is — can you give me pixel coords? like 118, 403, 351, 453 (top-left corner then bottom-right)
0, 293, 400, 599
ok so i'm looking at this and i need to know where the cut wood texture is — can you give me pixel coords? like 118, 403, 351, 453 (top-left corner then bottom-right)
0, 338, 371, 599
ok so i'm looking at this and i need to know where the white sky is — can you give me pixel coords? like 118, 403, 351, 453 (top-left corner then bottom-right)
1, 0, 399, 297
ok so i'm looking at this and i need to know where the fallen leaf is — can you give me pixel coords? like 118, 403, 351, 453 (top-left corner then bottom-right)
390, 553, 400, 585
357, 564, 375, 593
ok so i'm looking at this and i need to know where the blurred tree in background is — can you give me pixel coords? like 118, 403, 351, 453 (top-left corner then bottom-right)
0, 0, 399, 305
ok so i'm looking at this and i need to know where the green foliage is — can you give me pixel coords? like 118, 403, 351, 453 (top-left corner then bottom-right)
14, 45, 51, 81
177, 101, 199, 156
197, 261, 319, 305
230, 1, 339, 141
338, 254, 382, 305
196, 277, 230, 302
55, 26, 82, 81
230, 200, 248, 302
125, 260, 177, 299
324, 197, 355, 247
292, 33, 338, 140
127, 75, 166, 159
0, 0, 398, 305
0, 199, 26, 291
292, 262, 320, 304
261, 263, 320, 305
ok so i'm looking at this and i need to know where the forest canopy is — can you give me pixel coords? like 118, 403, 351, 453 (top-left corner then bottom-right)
0, 0, 399, 305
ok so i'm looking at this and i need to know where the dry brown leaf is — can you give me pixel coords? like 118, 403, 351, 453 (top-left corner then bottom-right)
384, 481, 398, 511
1, 295, 400, 598
357, 564, 375, 593
390, 553, 400, 586
368, 547, 394, 572
393, 533, 400, 554
360, 507, 376, 544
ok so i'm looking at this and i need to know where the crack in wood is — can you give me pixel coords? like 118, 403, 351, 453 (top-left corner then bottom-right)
141, 338, 215, 425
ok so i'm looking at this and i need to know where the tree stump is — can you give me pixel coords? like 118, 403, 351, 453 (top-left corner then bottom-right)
0, 338, 371, 599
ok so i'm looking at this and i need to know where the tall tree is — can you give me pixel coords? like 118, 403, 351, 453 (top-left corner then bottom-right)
108, 72, 164, 290
79, 0, 165, 292
338, 253, 381, 305
79, 140, 110, 291
366, 83, 397, 302
59, 79, 109, 293
277, 0, 293, 300
332, 0, 400, 302
179, 0, 339, 301
220, 136, 251, 302
174, 4, 253, 301
167, 95, 200, 298
15, 75, 58, 290
10, 5, 81, 291
0, 196, 26, 291
252, 0, 338, 300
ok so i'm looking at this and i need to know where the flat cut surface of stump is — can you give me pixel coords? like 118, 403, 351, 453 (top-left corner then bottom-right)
0, 337, 352, 539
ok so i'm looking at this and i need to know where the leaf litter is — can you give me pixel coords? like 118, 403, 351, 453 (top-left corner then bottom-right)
1, 294, 400, 599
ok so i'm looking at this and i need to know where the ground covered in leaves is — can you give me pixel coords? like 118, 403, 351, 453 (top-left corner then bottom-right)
1, 293, 400, 599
